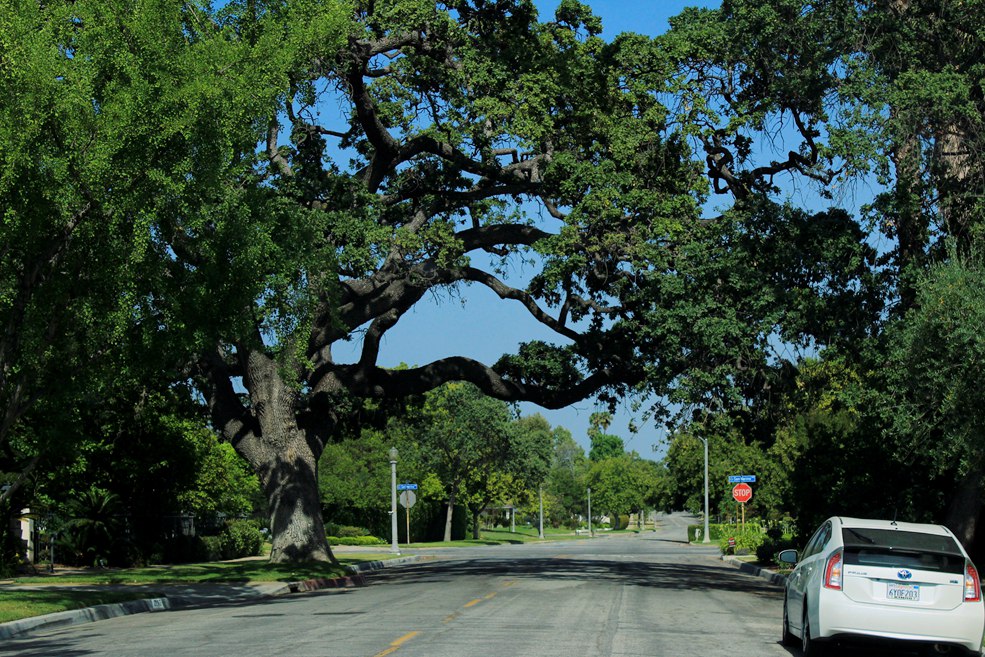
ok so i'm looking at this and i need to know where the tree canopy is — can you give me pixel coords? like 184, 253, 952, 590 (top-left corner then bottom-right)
10, 0, 978, 563
1, 0, 884, 562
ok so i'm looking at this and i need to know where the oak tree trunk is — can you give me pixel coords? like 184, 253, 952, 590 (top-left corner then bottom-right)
216, 350, 337, 564
258, 436, 335, 564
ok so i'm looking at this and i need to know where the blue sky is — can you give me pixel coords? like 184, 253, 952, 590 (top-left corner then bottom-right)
534, 0, 722, 37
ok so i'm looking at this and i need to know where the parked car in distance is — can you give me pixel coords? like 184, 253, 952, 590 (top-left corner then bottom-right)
780, 517, 985, 656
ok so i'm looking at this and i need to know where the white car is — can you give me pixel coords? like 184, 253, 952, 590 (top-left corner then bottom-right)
779, 517, 985, 656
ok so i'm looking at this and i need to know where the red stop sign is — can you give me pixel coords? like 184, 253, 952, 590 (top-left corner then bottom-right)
732, 483, 753, 503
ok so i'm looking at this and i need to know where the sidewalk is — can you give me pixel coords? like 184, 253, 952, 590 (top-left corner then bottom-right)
0, 553, 421, 641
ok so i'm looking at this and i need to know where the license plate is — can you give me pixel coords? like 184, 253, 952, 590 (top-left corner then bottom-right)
887, 583, 920, 601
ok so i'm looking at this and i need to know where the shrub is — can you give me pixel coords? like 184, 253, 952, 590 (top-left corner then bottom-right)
197, 520, 265, 562
337, 526, 370, 538
201, 535, 224, 562
756, 524, 799, 565
218, 519, 264, 559
718, 523, 767, 555
687, 523, 727, 543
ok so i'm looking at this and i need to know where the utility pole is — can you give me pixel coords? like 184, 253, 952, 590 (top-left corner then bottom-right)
587, 487, 593, 537
700, 437, 710, 543
389, 447, 400, 554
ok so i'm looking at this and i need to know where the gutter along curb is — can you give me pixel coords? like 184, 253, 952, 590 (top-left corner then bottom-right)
721, 554, 788, 587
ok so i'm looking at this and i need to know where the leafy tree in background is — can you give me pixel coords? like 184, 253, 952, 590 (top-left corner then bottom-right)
587, 412, 624, 462
663, 420, 774, 521
545, 425, 588, 528
504, 414, 555, 516
318, 430, 392, 540
886, 250, 985, 545
586, 453, 657, 529
415, 383, 516, 541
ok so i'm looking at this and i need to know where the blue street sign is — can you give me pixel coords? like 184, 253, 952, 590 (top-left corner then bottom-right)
728, 475, 757, 483
397, 483, 418, 491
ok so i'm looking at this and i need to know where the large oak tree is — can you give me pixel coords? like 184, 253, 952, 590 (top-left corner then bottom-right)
5, 0, 876, 563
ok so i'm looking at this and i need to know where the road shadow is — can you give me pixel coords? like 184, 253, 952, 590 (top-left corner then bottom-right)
0, 588, 353, 655
772, 636, 953, 656
364, 555, 783, 599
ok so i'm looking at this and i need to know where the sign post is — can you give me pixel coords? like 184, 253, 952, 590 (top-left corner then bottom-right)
731, 482, 753, 532
398, 484, 418, 545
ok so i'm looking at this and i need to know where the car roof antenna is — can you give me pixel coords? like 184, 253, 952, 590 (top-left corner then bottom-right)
891, 508, 898, 526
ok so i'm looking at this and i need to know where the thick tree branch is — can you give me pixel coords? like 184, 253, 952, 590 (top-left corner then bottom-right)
461, 267, 580, 341
333, 357, 636, 409
198, 348, 256, 448
266, 120, 294, 178
331, 223, 552, 341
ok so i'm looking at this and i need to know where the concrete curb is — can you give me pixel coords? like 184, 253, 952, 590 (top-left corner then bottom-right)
0, 555, 421, 641
721, 555, 788, 587
0, 596, 174, 641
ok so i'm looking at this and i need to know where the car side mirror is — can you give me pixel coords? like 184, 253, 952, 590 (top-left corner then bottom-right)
778, 549, 799, 565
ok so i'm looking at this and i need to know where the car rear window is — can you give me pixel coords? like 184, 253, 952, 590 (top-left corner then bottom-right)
841, 527, 965, 574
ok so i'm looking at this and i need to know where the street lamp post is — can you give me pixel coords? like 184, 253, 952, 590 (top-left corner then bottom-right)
699, 437, 710, 544
389, 447, 400, 554
587, 487, 593, 537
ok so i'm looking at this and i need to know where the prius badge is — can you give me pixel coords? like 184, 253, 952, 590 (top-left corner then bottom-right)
898, 569, 913, 580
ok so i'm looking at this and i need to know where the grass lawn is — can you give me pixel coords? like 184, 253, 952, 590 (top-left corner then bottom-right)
4, 554, 401, 586
0, 589, 167, 625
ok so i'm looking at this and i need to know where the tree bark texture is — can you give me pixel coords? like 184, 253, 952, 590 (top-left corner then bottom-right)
260, 438, 334, 564
204, 347, 336, 564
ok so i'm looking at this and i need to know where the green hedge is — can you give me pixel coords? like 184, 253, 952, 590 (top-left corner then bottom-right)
687, 523, 727, 543
325, 524, 372, 538
329, 535, 387, 546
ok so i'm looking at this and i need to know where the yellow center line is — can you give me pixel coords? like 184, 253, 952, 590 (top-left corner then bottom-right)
373, 631, 420, 657
445, 585, 514, 625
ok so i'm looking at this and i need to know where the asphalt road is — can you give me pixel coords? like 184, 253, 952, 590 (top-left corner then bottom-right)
3, 514, 796, 657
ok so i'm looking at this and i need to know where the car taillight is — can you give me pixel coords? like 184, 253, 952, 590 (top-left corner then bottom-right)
824, 549, 844, 590
965, 562, 981, 602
